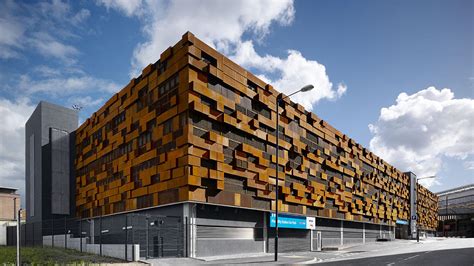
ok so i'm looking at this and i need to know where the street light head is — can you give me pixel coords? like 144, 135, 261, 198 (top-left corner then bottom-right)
300, 84, 314, 92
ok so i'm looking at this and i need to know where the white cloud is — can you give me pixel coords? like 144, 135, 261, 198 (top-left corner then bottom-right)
369, 87, 474, 188
71, 9, 91, 25
464, 161, 474, 170
97, 0, 345, 109
0, 5, 24, 59
67, 95, 104, 108
126, 0, 295, 75
29, 32, 79, 63
0, 0, 90, 63
232, 41, 346, 110
34, 65, 62, 77
0, 17, 24, 47
18, 74, 120, 96
97, 0, 144, 17
0, 97, 35, 205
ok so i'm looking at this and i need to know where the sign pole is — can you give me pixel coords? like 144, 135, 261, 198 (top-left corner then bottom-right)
16, 208, 21, 266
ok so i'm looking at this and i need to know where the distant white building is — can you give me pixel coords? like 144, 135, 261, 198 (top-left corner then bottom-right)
0, 186, 21, 245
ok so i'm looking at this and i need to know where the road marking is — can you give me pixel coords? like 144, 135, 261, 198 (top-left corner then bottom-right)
403, 255, 420, 261
387, 263, 395, 266
300, 257, 321, 264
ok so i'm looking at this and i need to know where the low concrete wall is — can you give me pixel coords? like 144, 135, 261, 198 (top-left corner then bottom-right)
43, 235, 139, 261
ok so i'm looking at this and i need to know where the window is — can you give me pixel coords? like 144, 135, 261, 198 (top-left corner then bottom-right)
158, 59, 167, 74
224, 107, 234, 115
158, 74, 179, 97
163, 119, 173, 135
201, 52, 217, 66
138, 131, 151, 147
247, 80, 258, 92
201, 158, 217, 169
112, 112, 126, 127
179, 112, 187, 129
201, 95, 216, 109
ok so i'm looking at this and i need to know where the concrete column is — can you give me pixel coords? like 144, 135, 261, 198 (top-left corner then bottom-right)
190, 203, 197, 258
340, 220, 343, 246
363, 223, 366, 244
183, 203, 191, 257
407, 172, 417, 239
90, 220, 95, 244
263, 212, 267, 253
310, 230, 314, 251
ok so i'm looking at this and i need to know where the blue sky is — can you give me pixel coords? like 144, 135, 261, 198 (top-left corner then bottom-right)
0, 0, 472, 199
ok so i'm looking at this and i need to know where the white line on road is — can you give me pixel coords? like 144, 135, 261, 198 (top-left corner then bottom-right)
403, 254, 420, 261
386, 263, 395, 266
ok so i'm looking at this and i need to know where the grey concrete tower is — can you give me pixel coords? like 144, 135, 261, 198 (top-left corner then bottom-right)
25, 101, 78, 223
405, 171, 418, 239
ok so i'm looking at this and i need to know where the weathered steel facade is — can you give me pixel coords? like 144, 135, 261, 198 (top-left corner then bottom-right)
74, 32, 438, 231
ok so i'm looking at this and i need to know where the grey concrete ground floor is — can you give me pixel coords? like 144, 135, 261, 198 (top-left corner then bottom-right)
81, 202, 398, 258
144, 237, 474, 265
14, 201, 417, 260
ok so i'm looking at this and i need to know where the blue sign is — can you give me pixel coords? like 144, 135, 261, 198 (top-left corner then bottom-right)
396, 219, 409, 225
270, 213, 315, 229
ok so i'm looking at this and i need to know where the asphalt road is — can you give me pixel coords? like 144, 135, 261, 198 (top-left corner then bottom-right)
317, 247, 474, 266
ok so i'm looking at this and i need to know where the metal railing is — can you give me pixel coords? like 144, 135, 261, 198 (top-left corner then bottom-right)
6, 214, 188, 261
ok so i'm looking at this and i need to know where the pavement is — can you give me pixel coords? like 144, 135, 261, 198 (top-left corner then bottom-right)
318, 247, 474, 265
143, 237, 474, 265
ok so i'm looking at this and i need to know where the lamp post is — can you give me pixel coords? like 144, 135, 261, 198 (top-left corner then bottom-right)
415, 175, 436, 242
275, 84, 314, 261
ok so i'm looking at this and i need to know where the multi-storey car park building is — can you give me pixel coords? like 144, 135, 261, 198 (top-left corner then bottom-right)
24, 32, 438, 258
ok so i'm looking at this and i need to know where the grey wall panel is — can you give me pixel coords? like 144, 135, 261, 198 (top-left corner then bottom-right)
29, 134, 35, 217
268, 228, 311, 252
51, 128, 70, 214
197, 226, 255, 239
25, 106, 42, 223
196, 239, 263, 257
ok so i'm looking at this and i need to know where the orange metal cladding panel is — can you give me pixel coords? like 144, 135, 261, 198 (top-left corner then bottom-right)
185, 31, 424, 227
75, 32, 193, 218
74, 32, 437, 229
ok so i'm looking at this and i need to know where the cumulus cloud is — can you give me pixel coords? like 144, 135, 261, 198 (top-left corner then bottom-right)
0, 98, 35, 204
97, 0, 345, 109
368, 87, 474, 187
232, 41, 346, 110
